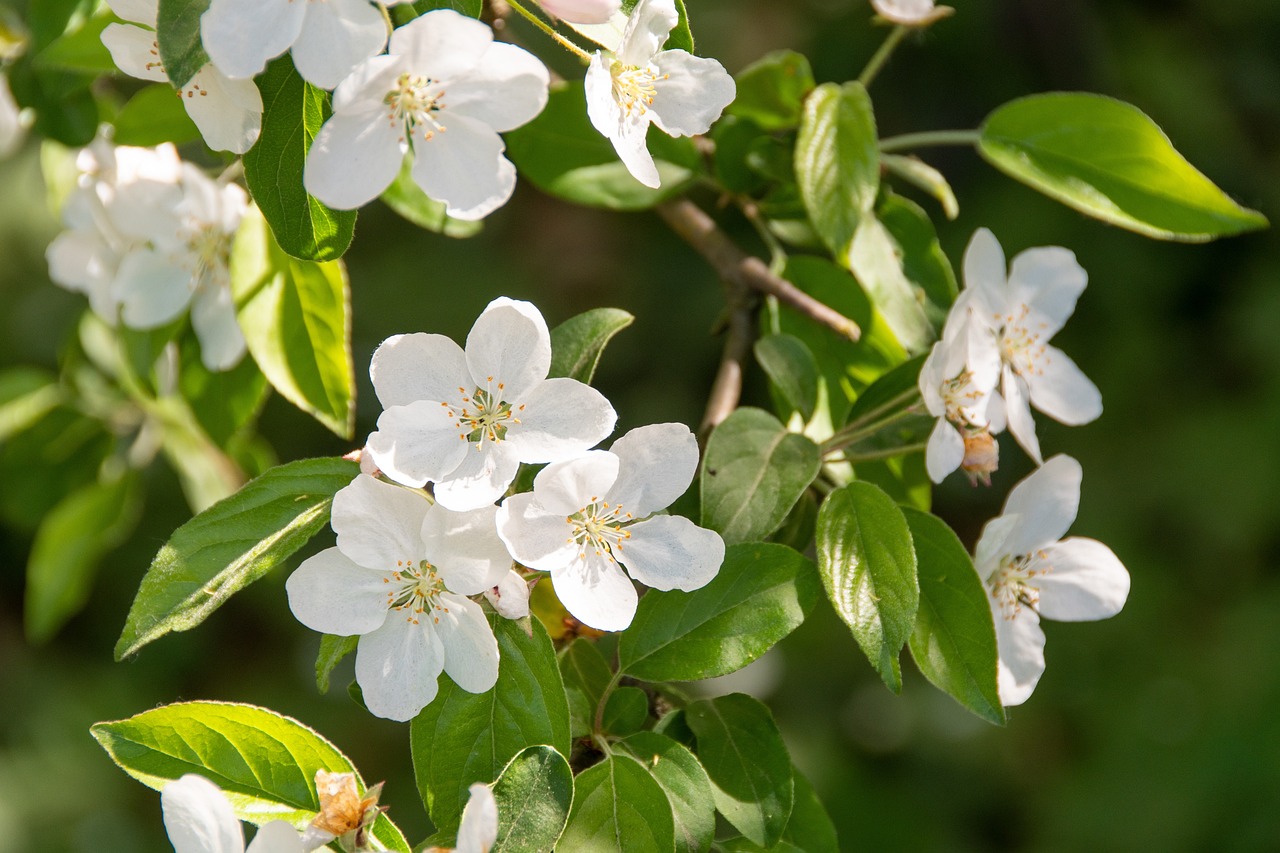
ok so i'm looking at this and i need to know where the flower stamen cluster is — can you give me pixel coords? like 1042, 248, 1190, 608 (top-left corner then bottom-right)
566, 499, 634, 560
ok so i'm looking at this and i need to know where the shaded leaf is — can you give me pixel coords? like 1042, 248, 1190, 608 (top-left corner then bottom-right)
795, 81, 878, 256
559, 754, 675, 853
617, 732, 715, 853
491, 746, 574, 853
549, 307, 634, 384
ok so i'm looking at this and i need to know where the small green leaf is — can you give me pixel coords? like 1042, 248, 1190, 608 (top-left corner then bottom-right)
881, 153, 959, 221
112, 82, 201, 147
114, 457, 358, 659
243, 57, 356, 261
875, 191, 957, 328
603, 687, 650, 736
700, 408, 821, 545
903, 507, 1006, 725
231, 207, 356, 439
558, 637, 613, 739
156, 0, 210, 89
315, 634, 358, 694
560, 754, 676, 853
816, 482, 919, 692
491, 746, 574, 853
548, 307, 635, 384
844, 354, 926, 428
0, 368, 62, 443
618, 543, 818, 682
795, 81, 879, 257
978, 92, 1268, 242
718, 771, 838, 853
90, 701, 409, 852
616, 732, 716, 853
754, 333, 820, 421
685, 694, 792, 849
379, 155, 483, 237
729, 50, 815, 132
411, 616, 571, 835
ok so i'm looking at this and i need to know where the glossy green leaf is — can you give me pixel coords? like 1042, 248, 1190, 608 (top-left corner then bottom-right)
770, 489, 818, 552
0, 368, 62, 443
560, 754, 675, 853
90, 701, 409, 851
603, 687, 650, 736
156, 0, 210, 88
846, 214, 935, 353
882, 153, 959, 221
816, 482, 919, 692
903, 507, 1006, 725
491, 746, 574, 853
754, 333, 819, 421
379, 155, 483, 237
548, 307, 635, 384
685, 694, 792, 848
617, 732, 716, 853
231, 207, 355, 439
700, 408, 821, 545
718, 772, 838, 853
8, 62, 100, 146
558, 637, 613, 739
411, 616, 571, 834
876, 191, 957, 325
179, 337, 270, 447
978, 92, 1268, 241
315, 634, 358, 694
112, 82, 201, 147
729, 50, 814, 131
243, 57, 356, 261
114, 457, 358, 659
844, 354, 926, 428
33, 13, 115, 74
796, 81, 878, 256
618, 542, 818, 682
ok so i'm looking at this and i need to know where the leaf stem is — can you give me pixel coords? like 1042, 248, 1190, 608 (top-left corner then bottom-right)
593, 670, 624, 735
504, 0, 593, 63
827, 387, 922, 444
857, 25, 909, 88
878, 129, 981, 153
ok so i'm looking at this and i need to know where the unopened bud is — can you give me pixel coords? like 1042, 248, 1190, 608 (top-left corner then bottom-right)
485, 569, 532, 620
961, 430, 999, 486
870, 0, 953, 26
537, 0, 621, 24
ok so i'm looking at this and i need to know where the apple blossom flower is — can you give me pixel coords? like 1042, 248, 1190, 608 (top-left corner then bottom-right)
583, 0, 735, 188
538, 0, 621, 24
366, 297, 616, 512
101, 0, 262, 154
162, 774, 305, 853
870, 0, 951, 26
286, 473, 511, 721
974, 455, 1129, 705
963, 228, 1102, 464
303, 10, 548, 217
496, 423, 725, 632
0, 73, 26, 158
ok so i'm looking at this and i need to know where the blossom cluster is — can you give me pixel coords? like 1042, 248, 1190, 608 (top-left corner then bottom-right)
287, 298, 725, 721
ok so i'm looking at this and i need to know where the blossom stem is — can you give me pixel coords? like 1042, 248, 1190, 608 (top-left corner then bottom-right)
878, 129, 981, 153
504, 0, 593, 63
827, 387, 922, 442
837, 441, 928, 464
857, 25, 909, 88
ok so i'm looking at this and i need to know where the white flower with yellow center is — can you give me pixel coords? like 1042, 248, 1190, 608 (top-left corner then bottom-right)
287, 474, 513, 721
303, 10, 548, 217
583, 0, 735, 189
975, 455, 1129, 705
162, 774, 305, 853
366, 297, 617, 512
496, 423, 725, 632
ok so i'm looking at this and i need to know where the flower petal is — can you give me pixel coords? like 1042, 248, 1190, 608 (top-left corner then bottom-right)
961, 227, 1007, 323
47, 229, 118, 319
161, 775, 245, 853
584, 54, 660, 188
604, 422, 696, 517
616, 0, 677, 66
530, 451, 620, 515
201, 0, 305, 81
101, 23, 168, 82
1027, 345, 1102, 426
433, 440, 523, 511
973, 513, 1023, 580
510, 378, 617, 464
410, 112, 517, 220
616, 514, 724, 591
390, 9, 492, 79
1034, 537, 1129, 622
1007, 245, 1086, 337
649, 51, 735, 138
115, 249, 194, 328
446, 41, 549, 132
455, 784, 499, 853
495, 493, 580, 572
105, 0, 159, 28
332, 474, 430, 569
1000, 454, 1081, 555
422, 503, 512, 595
305, 109, 405, 210
245, 821, 305, 853
291, 0, 388, 89
435, 592, 500, 694
286, 547, 390, 636
551, 551, 638, 631
991, 603, 1045, 706
371, 332, 470, 408
465, 298, 551, 401
926, 418, 965, 483
366, 400, 471, 488
355, 617, 444, 721
1001, 364, 1041, 464
182, 65, 263, 154
191, 282, 247, 371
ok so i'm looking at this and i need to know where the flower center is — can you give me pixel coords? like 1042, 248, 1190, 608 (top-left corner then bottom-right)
997, 304, 1049, 378
443, 378, 525, 448
939, 369, 985, 427
609, 61, 666, 116
566, 498, 634, 563
987, 550, 1049, 616
384, 559, 449, 625
181, 223, 233, 290
385, 72, 447, 144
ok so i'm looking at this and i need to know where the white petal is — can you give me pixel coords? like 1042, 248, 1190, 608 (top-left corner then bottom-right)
331, 55, 408, 114
585, 54, 659, 188
992, 604, 1045, 706
435, 592, 500, 694
332, 474, 431, 569
162, 775, 245, 853
245, 821, 305, 853
47, 230, 118, 319
484, 570, 531, 620
925, 418, 965, 483
870, 0, 937, 24
1001, 364, 1041, 464
286, 547, 390, 636
446, 42, 549, 132
114, 249, 194, 328
455, 784, 499, 853
355, 617, 444, 721
566, 11, 629, 51
305, 109, 406, 210
1026, 345, 1102, 426
101, 23, 168, 82
538, 0, 621, 24
390, 10, 492, 79
1034, 537, 1129, 622
1007, 245, 1087, 337
551, 551, 638, 631
604, 423, 696, 517
0, 75, 24, 158
617, 0, 677, 66
1000, 454, 1081, 556
465, 298, 551, 401
432, 440, 523, 511
973, 514, 1023, 580
106, 0, 159, 28
182, 65, 263, 154
985, 390, 1007, 434
495, 493, 580, 572
530, 451, 620, 515
201, 0, 305, 80
191, 283, 246, 371
370, 332, 470, 409
961, 227, 1007, 324
422, 503, 512, 595
291, 0, 388, 89
649, 51, 734, 138
616, 514, 724, 591
510, 379, 617, 464
366, 400, 471, 488
410, 113, 517, 220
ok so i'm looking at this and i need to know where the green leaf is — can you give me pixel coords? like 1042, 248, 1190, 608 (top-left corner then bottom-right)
412, 0, 484, 16
548, 307, 635, 384
795, 81, 878, 256
844, 354, 926, 428
560, 754, 676, 853
700, 408, 821, 545
315, 634, 358, 694
617, 732, 715, 853
379, 155, 484, 237
90, 701, 409, 852
685, 694, 792, 848
769, 489, 817, 552
491, 746, 574, 853
114, 457, 358, 659
112, 82, 201, 147
179, 336, 270, 447
231, 206, 356, 439
728, 50, 815, 132
718, 772, 838, 853
558, 637, 613, 739
153, 396, 247, 512
754, 333, 819, 421
903, 507, 1006, 725
845, 215, 935, 353
506, 81, 700, 211
816, 482, 919, 692
25, 473, 142, 644
618, 542, 818, 682
243, 57, 356, 261
978, 92, 1268, 242
33, 13, 115, 74
0, 368, 62, 443
874, 191, 958, 327
156, 0, 210, 89
411, 616, 571, 834
602, 687, 650, 736
881, 153, 959, 221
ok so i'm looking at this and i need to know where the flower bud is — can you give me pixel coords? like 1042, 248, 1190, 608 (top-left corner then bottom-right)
485, 569, 532, 620
961, 430, 999, 486
870, 0, 952, 26
537, 0, 621, 24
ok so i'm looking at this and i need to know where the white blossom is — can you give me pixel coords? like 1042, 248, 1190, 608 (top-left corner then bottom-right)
975, 455, 1129, 705
162, 774, 305, 853
497, 423, 725, 632
366, 297, 616, 512
870, 0, 949, 25
286, 473, 511, 721
101, 0, 262, 154
583, 0, 735, 188
455, 784, 499, 853
538, 0, 621, 24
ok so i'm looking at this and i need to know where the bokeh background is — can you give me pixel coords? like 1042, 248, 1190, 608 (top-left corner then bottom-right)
2, 0, 1278, 849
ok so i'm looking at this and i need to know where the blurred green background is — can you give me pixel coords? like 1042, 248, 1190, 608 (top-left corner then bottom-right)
2, 0, 1278, 849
